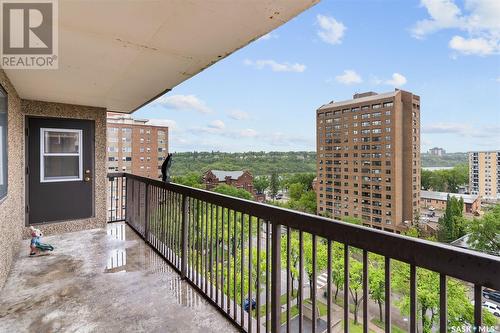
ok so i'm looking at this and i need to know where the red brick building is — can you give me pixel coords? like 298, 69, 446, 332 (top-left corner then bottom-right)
203, 170, 254, 194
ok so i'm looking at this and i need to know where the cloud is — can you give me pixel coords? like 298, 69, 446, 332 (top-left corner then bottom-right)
449, 35, 497, 56
384, 73, 407, 87
152, 94, 211, 113
259, 32, 279, 41
422, 123, 469, 134
412, 0, 500, 56
208, 120, 225, 130
316, 14, 346, 45
335, 70, 363, 85
228, 110, 250, 121
146, 118, 177, 129
240, 129, 258, 138
422, 123, 500, 140
244, 59, 306, 73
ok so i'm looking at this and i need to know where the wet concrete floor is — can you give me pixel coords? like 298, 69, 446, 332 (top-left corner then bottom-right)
0, 223, 237, 332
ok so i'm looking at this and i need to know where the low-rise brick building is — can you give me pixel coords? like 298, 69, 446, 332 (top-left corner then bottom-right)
203, 170, 254, 195
420, 190, 481, 214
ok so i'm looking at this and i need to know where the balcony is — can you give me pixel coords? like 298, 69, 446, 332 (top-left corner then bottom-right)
103, 173, 499, 332
2, 172, 498, 332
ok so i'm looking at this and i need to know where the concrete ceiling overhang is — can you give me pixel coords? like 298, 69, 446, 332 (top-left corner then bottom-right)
3, 0, 319, 113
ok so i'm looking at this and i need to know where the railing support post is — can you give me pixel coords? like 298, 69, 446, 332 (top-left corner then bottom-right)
271, 223, 281, 333
181, 194, 189, 279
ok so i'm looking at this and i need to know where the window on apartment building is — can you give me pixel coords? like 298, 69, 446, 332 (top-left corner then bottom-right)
383, 102, 393, 108
140, 129, 144, 134
0, 86, 7, 199
372, 104, 381, 109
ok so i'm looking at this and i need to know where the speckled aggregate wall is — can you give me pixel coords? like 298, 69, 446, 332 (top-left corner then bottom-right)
0, 70, 23, 290
0, 68, 108, 289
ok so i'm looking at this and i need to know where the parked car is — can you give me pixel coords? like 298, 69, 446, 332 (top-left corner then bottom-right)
275, 193, 283, 200
482, 301, 500, 317
244, 298, 256, 312
483, 289, 500, 303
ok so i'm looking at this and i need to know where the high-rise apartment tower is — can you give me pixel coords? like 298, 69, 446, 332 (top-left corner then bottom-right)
469, 151, 500, 200
316, 90, 421, 233
107, 113, 169, 179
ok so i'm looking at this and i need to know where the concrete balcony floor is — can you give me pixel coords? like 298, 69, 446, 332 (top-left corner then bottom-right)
0, 222, 237, 332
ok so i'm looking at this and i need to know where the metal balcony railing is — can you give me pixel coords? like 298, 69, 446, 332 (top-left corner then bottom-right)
107, 172, 500, 333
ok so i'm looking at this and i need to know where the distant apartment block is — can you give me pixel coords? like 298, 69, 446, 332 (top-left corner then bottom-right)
203, 170, 255, 194
469, 151, 500, 200
428, 147, 446, 156
107, 113, 169, 179
316, 90, 421, 233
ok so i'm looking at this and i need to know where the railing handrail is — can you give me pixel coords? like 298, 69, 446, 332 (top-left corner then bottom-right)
108, 172, 500, 290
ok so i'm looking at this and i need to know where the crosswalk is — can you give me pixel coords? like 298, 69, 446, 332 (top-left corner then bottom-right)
305, 272, 329, 289
316, 272, 328, 289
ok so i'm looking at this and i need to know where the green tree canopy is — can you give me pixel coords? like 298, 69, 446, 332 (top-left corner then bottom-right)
466, 204, 500, 255
213, 184, 253, 200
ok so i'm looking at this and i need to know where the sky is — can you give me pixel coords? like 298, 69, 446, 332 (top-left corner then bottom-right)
134, 0, 500, 153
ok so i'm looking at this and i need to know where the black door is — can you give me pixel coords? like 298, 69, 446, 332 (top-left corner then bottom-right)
27, 117, 94, 225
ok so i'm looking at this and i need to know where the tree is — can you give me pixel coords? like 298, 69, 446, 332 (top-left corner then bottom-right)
341, 216, 362, 225
289, 183, 305, 201
368, 256, 385, 323
253, 176, 269, 194
269, 171, 279, 198
466, 205, 500, 255
420, 164, 468, 193
281, 231, 300, 297
438, 195, 466, 242
330, 243, 344, 301
303, 235, 328, 298
349, 260, 364, 325
172, 172, 203, 188
213, 184, 253, 200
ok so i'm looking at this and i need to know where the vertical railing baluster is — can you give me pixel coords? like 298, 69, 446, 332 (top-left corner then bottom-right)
327, 240, 332, 333
266, 220, 271, 333
256, 218, 261, 333
215, 205, 220, 305
286, 227, 291, 333
144, 183, 150, 241
248, 215, 253, 333
233, 210, 237, 321
271, 222, 281, 333
205, 202, 209, 294
385, 257, 391, 333
181, 194, 188, 279
109, 177, 113, 222
474, 284, 482, 333
197, 200, 201, 287
363, 250, 368, 333
240, 212, 245, 327
312, 234, 317, 333
410, 265, 417, 333
210, 204, 214, 300
344, 244, 349, 333
299, 231, 304, 333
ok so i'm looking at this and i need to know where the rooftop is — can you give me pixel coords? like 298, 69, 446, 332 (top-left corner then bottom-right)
318, 90, 398, 110
209, 170, 246, 181
421, 190, 479, 204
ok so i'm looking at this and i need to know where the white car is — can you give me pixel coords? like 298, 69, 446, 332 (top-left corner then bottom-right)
482, 301, 500, 317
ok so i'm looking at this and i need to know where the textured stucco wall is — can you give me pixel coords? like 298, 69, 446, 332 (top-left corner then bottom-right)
21, 100, 107, 237
0, 70, 24, 290
0, 68, 108, 290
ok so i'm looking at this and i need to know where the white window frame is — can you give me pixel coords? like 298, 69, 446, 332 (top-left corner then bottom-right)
40, 128, 83, 183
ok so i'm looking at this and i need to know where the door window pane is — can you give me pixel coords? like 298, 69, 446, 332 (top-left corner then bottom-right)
44, 131, 80, 153
0, 86, 7, 199
44, 156, 80, 178
40, 128, 82, 182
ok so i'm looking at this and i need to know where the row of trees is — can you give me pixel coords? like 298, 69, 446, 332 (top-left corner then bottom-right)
421, 164, 468, 193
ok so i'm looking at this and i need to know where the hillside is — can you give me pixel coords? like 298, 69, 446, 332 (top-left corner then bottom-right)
421, 152, 467, 167
170, 151, 316, 176
169, 151, 468, 176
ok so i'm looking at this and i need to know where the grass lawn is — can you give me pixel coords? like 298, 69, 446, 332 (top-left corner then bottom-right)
371, 319, 407, 333
253, 289, 298, 319
342, 319, 375, 333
